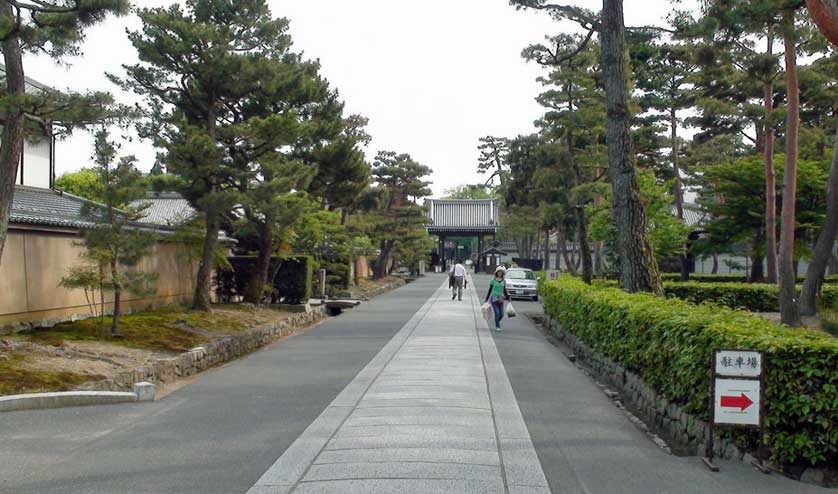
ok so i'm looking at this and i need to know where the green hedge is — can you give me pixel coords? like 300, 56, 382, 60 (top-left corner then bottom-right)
663, 282, 838, 312
542, 278, 838, 466
660, 273, 838, 284
219, 256, 312, 304
273, 256, 313, 304
313, 258, 351, 297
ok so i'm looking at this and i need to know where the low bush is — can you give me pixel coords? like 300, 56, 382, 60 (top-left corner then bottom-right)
219, 256, 313, 304
312, 257, 351, 297
662, 281, 838, 312
659, 273, 838, 284
542, 278, 838, 466
272, 256, 313, 304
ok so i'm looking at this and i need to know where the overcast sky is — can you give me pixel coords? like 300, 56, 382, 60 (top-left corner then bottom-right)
25, 0, 693, 198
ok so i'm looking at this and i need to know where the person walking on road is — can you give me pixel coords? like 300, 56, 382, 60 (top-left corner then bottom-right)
450, 261, 467, 301
485, 266, 509, 331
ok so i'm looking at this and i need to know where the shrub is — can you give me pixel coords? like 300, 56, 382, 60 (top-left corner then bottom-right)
659, 273, 838, 284
662, 281, 838, 312
273, 256, 313, 304
312, 257, 351, 297
218, 256, 313, 304
542, 278, 838, 466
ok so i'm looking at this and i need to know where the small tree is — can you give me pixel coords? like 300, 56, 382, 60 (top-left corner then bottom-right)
55, 168, 107, 202
75, 131, 156, 336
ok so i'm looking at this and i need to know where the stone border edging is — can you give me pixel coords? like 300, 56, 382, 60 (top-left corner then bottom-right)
545, 316, 836, 488
353, 277, 406, 301
81, 305, 329, 393
467, 275, 551, 493
0, 382, 155, 413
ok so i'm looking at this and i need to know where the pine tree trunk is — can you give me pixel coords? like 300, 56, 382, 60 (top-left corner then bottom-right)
750, 250, 765, 283
670, 107, 690, 282
0, 5, 25, 268
594, 194, 603, 277
245, 221, 273, 304
192, 210, 219, 311
110, 258, 123, 337
577, 208, 593, 284
800, 129, 838, 316
374, 240, 393, 280
544, 229, 551, 270
558, 227, 576, 275
806, 0, 838, 45
764, 30, 779, 285
779, 10, 802, 326
601, 0, 663, 295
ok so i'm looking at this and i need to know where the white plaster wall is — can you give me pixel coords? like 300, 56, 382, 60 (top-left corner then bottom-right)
22, 137, 51, 188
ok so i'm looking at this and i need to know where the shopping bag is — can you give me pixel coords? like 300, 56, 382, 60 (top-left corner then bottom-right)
481, 301, 493, 323
505, 302, 517, 318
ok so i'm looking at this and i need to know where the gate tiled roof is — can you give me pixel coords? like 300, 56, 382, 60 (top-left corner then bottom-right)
425, 199, 499, 234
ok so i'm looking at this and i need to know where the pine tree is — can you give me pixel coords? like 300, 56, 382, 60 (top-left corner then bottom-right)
116, 0, 293, 310
632, 34, 697, 280
0, 0, 129, 269
524, 33, 606, 283
368, 151, 432, 279
77, 130, 156, 337
800, 1, 838, 315
511, 0, 663, 294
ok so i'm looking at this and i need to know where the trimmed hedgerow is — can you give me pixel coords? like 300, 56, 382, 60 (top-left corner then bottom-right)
542, 278, 838, 466
660, 273, 838, 284
663, 282, 838, 312
273, 256, 313, 304
218, 256, 313, 304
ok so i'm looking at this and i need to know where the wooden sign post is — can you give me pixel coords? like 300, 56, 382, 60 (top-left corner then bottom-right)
703, 349, 769, 474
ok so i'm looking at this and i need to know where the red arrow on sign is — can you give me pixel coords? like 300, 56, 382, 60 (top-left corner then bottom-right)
720, 393, 754, 411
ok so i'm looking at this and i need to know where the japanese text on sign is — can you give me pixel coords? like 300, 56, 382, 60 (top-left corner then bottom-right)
715, 350, 761, 377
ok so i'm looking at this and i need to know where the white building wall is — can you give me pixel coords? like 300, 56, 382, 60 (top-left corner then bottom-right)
22, 137, 51, 188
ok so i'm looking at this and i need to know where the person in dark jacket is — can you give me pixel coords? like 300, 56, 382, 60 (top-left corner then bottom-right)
485, 266, 509, 331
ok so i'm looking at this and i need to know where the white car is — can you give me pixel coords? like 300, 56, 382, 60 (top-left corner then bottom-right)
504, 268, 539, 301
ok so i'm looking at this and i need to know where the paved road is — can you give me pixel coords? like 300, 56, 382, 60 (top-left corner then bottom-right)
0, 273, 830, 493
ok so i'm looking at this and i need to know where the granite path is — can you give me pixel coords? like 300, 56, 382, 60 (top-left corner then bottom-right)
247, 276, 549, 494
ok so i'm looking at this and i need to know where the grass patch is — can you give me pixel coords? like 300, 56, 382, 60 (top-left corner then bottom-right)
0, 353, 100, 395
25, 305, 288, 354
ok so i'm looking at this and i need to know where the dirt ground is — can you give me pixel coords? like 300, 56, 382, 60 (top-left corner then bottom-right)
753, 312, 828, 333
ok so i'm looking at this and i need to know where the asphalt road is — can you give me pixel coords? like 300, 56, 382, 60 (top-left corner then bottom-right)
0, 275, 442, 494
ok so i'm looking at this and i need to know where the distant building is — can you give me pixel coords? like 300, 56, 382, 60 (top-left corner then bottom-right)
0, 67, 56, 189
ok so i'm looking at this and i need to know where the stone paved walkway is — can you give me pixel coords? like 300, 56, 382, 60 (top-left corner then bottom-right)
247, 277, 549, 494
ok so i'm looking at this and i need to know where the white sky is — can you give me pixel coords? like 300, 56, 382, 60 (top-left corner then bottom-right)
24, 0, 692, 197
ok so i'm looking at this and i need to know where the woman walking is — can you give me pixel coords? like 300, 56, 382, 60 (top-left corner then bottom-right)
485, 266, 510, 331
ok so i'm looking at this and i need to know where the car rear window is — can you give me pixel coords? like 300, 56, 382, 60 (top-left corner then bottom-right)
506, 270, 535, 280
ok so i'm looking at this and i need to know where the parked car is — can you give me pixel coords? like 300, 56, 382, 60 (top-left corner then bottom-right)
504, 268, 539, 301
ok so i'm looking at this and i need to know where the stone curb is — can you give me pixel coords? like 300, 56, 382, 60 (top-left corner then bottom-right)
0, 382, 155, 413
80, 305, 329, 393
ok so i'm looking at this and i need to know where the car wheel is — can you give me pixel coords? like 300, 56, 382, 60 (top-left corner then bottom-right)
532, 296, 539, 302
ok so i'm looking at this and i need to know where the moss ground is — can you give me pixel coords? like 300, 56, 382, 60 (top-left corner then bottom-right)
24, 305, 289, 354
0, 353, 102, 395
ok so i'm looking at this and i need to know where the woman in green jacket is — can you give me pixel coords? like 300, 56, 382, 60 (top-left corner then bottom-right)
485, 267, 510, 331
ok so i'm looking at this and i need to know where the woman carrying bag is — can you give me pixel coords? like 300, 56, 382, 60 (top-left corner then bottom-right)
484, 266, 510, 332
